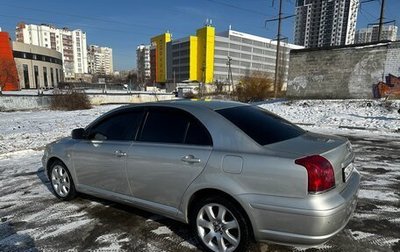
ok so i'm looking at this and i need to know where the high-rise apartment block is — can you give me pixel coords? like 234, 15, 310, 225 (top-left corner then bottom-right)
294, 0, 359, 48
136, 44, 151, 83
16, 22, 88, 79
88, 45, 113, 75
355, 25, 398, 44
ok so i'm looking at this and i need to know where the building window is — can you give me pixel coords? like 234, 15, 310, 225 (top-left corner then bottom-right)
229, 51, 240, 58
50, 68, 54, 87
56, 68, 59, 83
23, 64, 30, 89
43, 67, 48, 88
34, 66, 39, 89
241, 45, 252, 52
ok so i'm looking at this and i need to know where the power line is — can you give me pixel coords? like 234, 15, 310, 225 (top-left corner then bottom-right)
0, 3, 163, 31
0, 13, 155, 37
204, 0, 275, 17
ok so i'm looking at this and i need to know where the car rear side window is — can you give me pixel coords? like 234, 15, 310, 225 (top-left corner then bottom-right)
88, 110, 144, 141
185, 120, 213, 146
138, 108, 212, 146
216, 105, 305, 145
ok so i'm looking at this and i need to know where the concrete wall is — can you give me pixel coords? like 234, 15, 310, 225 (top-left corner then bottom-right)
88, 93, 175, 105
384, 43, 400, 78
0, 93, 176, 111
0, 95, 51, 111
287, 42, 400, 98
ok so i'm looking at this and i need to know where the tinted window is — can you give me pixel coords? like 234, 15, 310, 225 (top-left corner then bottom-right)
185, 120, 212, 146
139, 108, 212, 146
216, 106, 305, 145
88, 110, 144, 141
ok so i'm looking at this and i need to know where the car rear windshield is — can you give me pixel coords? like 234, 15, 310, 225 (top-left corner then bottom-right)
216, 105, 305, 145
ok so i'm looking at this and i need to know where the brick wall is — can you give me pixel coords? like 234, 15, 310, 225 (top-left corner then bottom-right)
287, 42, 400, 98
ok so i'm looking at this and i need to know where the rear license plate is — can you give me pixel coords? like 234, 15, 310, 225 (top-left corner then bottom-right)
343, 163, 354, 182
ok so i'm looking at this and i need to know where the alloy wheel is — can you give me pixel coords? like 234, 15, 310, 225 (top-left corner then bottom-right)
196, 203, 240, 252
51, 165, 71, 197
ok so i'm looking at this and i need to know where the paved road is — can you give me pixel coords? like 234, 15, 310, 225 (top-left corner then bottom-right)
0, 133, 399, 252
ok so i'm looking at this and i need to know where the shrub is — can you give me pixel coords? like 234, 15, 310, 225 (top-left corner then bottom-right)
234, 71, 274, 102
183, 91, 198, 99
50, 89, 92, 111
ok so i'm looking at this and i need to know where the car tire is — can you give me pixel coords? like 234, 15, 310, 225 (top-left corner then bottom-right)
190, 196, 251, 252
49, 160, 77, 201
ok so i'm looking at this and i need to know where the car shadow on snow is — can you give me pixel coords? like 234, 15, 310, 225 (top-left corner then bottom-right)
0, 221, 38, 252
36, 167, 56, 197
35, 166, 201, 251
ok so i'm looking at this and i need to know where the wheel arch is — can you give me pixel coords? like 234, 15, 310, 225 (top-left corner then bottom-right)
186, 188, 255, 240
46, 157, 68, 178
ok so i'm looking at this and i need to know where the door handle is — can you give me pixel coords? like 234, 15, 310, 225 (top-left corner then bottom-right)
114, 150, 127, 157
181, 155, 201, 164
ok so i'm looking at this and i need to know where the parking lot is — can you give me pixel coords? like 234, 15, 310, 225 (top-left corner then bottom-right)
1, 132, 399, 252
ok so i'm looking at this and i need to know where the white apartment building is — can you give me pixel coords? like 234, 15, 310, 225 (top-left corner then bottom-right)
136, 44, 151, 83
16, 22, 88, 80
214, 29, 303, 85
294, 0, 359, 48
88, 45, 113, 75
355, 25, 398, 44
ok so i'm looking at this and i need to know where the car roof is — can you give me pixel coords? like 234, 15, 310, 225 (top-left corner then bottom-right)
139, 99, 247, 110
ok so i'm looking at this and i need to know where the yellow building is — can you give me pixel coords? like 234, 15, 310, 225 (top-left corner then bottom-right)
150, 32, 171, 83
196, 26, 215, 84
150, 26, 215, 85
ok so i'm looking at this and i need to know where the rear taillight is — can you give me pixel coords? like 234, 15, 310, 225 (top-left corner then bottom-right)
295, 155, 335, 193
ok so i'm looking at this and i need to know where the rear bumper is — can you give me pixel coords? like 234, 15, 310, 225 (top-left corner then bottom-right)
238, 169, 360, 247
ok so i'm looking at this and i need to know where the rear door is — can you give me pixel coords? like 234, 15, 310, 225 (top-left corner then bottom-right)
126, 107, 213, 210
72, 108, 144, 195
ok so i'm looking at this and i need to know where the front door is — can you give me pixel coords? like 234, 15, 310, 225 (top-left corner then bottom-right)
72, 140, 131, 195
72, 108, 145, 195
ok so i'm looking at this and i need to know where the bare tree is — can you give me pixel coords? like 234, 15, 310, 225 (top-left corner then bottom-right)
234, 71, 274, 102
0, 58, 19, 94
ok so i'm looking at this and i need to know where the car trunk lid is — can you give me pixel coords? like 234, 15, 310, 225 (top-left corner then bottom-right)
265, 132, 355, 191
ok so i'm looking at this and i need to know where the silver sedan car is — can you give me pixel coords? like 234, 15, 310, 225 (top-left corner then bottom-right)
42, 100, 360, 252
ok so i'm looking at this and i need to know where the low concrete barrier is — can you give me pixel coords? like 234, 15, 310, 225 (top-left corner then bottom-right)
0, 93, 176, 111
88, 93, 175, 105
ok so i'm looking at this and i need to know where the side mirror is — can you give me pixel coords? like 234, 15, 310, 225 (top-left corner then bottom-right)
71, 128, 86, 139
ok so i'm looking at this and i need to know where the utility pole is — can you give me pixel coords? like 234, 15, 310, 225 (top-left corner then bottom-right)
173, 70, 176, 91
266, 0, 294, 98
377, 0, 385, 41
273, 0, 283, 98
226, 56, 233, 92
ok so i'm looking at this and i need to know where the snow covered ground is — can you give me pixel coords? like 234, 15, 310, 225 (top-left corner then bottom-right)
0, 99, 399, 251
259, 99, 400, 134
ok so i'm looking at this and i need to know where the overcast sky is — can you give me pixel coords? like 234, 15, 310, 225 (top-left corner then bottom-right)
0, 0, 398, 70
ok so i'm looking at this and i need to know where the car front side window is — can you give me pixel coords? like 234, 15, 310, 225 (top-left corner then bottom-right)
88, 109, 144, 141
